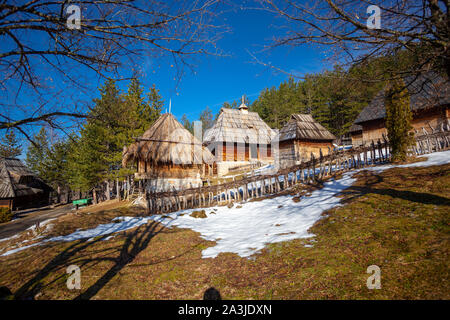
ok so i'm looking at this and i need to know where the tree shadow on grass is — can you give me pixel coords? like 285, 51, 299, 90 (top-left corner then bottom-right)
12, 215, 210, 300
13, 234, 116, 299
74, 221, 162, 300
340, 172, 450, 207
343, 186, 450, 206
13, 219, 166, 300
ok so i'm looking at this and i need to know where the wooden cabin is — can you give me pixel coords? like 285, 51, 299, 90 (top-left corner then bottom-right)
0, 157, 52, 210
353, 72, 450, 146
349, 124, 363, 147
122, 113, 215, 192
278, 114, 336, 168
203, 96, 276, 176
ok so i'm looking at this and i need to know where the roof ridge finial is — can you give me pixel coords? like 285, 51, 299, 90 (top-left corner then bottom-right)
239, 94, 248, 110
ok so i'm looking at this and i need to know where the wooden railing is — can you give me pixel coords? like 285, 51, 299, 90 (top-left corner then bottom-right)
141, 130, 450, 214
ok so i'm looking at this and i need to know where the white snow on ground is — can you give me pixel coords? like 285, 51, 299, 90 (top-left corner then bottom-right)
26, 218, 56, 231
0, 216, 152, 257
149, 174, 358, 258
0, 234, 19, 243
1, 150, 449, 258
149, 150, 450, 258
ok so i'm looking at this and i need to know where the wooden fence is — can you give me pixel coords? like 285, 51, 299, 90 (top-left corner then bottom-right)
142, 129, 450, 214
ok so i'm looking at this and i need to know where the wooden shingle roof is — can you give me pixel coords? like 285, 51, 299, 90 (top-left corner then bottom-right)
349, 124, 363, 133
203, 108, 276, 145
0, 157, 50, 199
278, 114, 336, 142
355, 72, 450, 125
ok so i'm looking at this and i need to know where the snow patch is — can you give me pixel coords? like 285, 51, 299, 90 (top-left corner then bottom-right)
1, 216, 152, 257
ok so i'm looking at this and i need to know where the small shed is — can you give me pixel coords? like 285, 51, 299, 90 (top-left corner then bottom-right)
122, 113, 215, 192
278, 114, 336, 168
0, 157, 52, 210
203, 96, 276, 176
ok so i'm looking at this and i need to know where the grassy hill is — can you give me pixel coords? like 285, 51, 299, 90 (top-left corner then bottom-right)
0, 163, 448, 299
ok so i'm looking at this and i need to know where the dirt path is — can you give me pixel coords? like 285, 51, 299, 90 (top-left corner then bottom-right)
0, 204, 73, 240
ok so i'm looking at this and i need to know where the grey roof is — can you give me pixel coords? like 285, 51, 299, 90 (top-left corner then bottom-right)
355, 72, 450, 124
0, 157, 51, 199
278, 114, 336, 142
203, 108, 276, 145
349, 124, 363, 133
0, 162, 15, 198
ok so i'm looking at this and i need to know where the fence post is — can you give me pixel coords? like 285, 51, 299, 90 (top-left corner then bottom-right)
382, 133, 389, 160
377, 139, 384, 161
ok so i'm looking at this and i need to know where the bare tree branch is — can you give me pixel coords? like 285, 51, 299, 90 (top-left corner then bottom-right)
0, 0, 227, 133
256, 0, 449, 81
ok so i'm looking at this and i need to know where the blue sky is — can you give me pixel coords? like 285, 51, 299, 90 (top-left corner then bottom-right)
2, 2, 334, 157
153, 6, 327, 120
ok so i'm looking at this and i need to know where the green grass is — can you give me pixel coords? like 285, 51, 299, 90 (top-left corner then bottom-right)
0, 163, 448, 299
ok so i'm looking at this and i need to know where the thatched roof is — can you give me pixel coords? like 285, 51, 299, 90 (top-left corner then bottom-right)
278, 114, 336, 142
355, 72, 450, 125
122, 113, 214, 167
203, 107, 276, 145
0, 157, 51, 199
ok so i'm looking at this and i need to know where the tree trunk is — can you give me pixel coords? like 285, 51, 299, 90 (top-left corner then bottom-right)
105, 180, 111, 201
57, 185, 61, 204
116, 179, 120, 200
93, 188, 97, 204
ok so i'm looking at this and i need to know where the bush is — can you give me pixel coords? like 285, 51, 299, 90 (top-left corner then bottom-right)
0, 207, 13, 223
385, 78, 415, 162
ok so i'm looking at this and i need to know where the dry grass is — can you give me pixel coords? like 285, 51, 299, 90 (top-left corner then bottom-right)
0, 163, 448, 300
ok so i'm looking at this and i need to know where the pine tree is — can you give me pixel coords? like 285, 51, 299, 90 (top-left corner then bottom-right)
147, 84, 164, 124
199, 106, 214, 130
65, 78, 165, 192
25, 127, 72, 197
0, 130, 22, 158
181, 114, 193, 134
26, 127, 50, 178
222, 101, 238, 109
385, 79, 414, 162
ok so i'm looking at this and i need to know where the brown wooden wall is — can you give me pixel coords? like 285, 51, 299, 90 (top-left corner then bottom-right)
136, 162, 203, 179
0, 199, 13, 209
280, 139, 333, 165
351, 132, 363, 147
217, 142, 272, 162
360, 106, 449, 145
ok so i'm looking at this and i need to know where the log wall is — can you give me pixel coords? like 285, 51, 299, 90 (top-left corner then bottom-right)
361, 106, 449, 146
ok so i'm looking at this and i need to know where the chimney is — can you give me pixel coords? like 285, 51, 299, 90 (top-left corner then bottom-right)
238, 95, 248, 114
